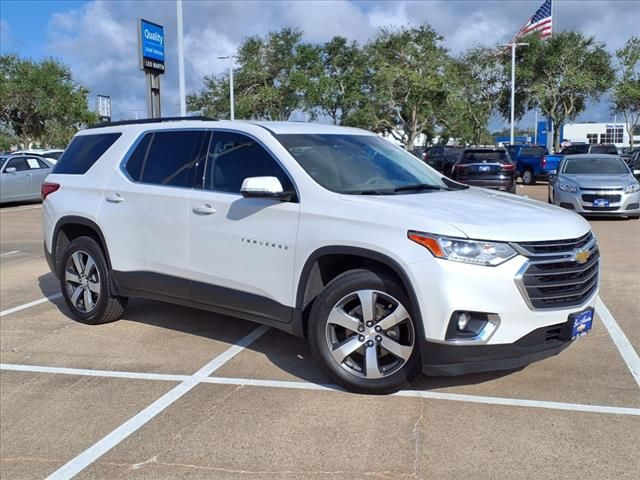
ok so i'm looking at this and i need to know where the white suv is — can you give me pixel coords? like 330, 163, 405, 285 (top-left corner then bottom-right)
42, 119, 599, 394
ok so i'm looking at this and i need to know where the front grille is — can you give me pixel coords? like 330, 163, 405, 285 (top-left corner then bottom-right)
582, 194, 621, 203
515, 232, 599, 310
583, 206, 621, 211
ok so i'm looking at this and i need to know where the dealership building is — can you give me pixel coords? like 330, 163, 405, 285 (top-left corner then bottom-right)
562, 122, 640, 148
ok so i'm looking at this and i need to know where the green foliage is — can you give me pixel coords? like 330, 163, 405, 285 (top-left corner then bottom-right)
611, 36, 640, 147
501, 32, 614, 151
349, 24, 449, 149
188, 28, 310, 121
301, 37, 366, 125
0, 55, 96, 148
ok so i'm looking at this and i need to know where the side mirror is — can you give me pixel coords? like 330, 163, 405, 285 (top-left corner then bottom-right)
548, 169, 557, 176
4, 167, 17, 173
240, 176, 292, 201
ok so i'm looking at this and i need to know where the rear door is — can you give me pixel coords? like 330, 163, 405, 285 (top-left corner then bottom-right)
1, 157, 32, 201
99, 129, 209, 297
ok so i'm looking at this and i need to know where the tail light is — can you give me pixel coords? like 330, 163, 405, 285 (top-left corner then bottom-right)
454, 164, 466, 170
41, 182, 60, 200
541, 156, 547, 168
501, 163, 515, 171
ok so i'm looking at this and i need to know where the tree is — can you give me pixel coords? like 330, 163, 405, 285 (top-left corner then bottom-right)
188, 28, 311, 121
611, 36, 640, 148
0, 55, 96, 148
442, 47, 507, 145
502, 32, 614, 151
345, 24, 449, 149
301, 37, 366, 125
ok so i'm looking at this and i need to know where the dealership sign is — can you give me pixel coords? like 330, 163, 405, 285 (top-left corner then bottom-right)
138, 19, 165, 73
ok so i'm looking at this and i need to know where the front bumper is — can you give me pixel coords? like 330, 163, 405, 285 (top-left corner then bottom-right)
554, 188, 640, 216
405, 250, 598, 375
420, 322, 572, 375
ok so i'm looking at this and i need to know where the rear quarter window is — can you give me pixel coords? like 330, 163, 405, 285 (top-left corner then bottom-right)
53, 133, 121, 175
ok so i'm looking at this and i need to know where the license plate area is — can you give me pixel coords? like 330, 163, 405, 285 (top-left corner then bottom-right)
568, 308, 594, 340
593, 198, 609, 208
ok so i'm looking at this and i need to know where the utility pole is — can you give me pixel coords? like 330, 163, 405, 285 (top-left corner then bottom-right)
176, 0, 186, 116
218, 55, 236, 120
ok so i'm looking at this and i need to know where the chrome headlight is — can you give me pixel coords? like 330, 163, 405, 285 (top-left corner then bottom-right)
559, 183, 578, 193
624, 183, 640, 194
408, 231, 517, 266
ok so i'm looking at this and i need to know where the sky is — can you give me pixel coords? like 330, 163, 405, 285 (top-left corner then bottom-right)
1, 0, 638, 129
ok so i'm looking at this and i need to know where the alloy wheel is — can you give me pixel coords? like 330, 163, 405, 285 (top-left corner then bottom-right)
64, 250, 101, 313
325, 289, 415, 380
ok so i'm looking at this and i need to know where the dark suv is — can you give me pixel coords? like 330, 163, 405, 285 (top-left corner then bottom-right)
450, 147, 516, 193
423, 146, 464, 173
560, 144, 618, 155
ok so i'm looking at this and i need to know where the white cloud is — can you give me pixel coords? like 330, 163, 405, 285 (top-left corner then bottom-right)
41, 0, 639, 122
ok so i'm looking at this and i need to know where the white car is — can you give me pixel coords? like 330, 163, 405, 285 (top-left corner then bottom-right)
42, 119, 599, 394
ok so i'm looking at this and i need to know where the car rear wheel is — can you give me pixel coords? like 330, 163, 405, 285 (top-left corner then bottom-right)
59, 236, 127, 325
522, 169, 536, 185
308, 269, 420, 394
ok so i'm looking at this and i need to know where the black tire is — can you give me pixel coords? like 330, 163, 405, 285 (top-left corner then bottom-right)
59, 236, 127, 325
522, 169, 536, 185
308, 269, 421, 395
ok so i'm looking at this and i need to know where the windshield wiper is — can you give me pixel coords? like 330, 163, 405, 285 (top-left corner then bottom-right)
346, 189, 394, 195
393, 183, 447, 193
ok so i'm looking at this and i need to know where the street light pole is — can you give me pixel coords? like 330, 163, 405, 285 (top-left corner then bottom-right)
176, 0, 186, 116
509, 42, 529, 145
218, 55, 236, 120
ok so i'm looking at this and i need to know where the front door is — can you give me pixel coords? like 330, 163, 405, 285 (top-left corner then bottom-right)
1, 157, 32, 201
188, 130, 300, 321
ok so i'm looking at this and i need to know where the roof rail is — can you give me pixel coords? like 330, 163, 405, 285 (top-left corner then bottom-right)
87, 116, 216, 129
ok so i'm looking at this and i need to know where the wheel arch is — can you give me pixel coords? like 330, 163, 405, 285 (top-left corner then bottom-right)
52, 216, 112, 276
296, 246, 425, 338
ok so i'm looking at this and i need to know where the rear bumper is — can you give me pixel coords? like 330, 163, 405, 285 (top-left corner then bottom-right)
419, 322, 573, 376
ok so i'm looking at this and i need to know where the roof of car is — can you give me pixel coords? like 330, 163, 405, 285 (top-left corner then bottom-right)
563, 154, 621, 159
82, 119, 373, 136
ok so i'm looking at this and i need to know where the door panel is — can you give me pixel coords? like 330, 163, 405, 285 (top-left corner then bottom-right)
188, 130, 300, 312
1, 158, 31, 201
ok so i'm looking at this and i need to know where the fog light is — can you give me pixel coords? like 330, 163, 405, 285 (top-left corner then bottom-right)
457, 312, 471, 331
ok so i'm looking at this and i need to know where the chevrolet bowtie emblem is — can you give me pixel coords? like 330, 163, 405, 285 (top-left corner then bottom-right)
573, 249, 590, 264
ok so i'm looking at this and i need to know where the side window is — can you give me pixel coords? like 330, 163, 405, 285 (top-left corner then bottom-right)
25, 157, 49, 169
138, 130, 208, 187
53, 133, 121, 174
204, 131, 294, 195
124, 133, 152, 181
6, 158, 30, 172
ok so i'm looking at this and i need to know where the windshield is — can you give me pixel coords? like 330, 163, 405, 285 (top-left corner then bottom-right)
459, 150, 510, 164
562, 157, 629, 175
276, 134, 453, 194
590, 145, 617, 154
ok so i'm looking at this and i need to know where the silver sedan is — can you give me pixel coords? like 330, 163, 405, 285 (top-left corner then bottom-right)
0, 154, 53, 204
548, 154, 640, 219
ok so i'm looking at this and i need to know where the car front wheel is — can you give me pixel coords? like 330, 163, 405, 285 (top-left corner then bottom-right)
308, 269, 420, 394
522, 169, 535, 185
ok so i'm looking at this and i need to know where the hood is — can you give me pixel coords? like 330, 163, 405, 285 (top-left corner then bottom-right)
560, 173, 636, 189
341, 187, 590, 242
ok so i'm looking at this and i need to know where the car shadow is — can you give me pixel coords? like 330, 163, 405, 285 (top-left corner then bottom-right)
0, 200, 42, 209
38, 273, 520, 392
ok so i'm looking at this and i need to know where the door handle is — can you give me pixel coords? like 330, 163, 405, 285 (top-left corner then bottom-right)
192, 204, 216, 215
105, 193, 124, 204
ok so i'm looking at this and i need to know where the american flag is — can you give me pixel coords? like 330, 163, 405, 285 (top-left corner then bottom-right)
512, 0, 553, 42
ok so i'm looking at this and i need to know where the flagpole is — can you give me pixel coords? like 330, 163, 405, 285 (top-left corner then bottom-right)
509, 42, 529, 145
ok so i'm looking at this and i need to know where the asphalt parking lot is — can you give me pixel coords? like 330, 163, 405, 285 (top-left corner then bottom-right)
1, 186, 639, 480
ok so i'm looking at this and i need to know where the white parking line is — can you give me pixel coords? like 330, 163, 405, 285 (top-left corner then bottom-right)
596, 297, 640, 388
0, 293, 62, 317
44, 325, 269, 480
0, 250, 20, 257
2, 362, 639, 417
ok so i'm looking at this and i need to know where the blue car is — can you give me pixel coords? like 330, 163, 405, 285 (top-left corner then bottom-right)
506, 145, 559, 185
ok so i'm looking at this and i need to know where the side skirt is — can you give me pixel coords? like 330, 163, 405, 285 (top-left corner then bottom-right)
111, 271, 305, 337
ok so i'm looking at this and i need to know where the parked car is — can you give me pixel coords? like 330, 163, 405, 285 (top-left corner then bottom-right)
543, 144, 619, 180
450, 147, 516, 192
0, 154, 53, 204
11, 148, 64, 163
43, 119, 599, 394
423, 146, 463, 173
505, 144, 557, 185
548, 154, 640, 219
